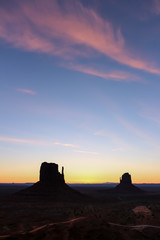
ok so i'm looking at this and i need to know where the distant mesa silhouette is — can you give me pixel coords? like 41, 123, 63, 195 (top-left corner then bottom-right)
114, 172, 143, 193
18, 162, 86, 201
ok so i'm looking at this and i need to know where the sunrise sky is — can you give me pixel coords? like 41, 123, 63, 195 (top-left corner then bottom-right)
1, 0, 160, 183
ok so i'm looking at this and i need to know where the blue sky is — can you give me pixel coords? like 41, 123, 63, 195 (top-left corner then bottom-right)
1, 0, 160, 183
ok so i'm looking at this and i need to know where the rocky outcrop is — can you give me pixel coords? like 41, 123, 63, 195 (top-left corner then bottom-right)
18, 162, 87, 201
40, 162, 64, 184
120, 173, 132, 184
114, 172, 142, 193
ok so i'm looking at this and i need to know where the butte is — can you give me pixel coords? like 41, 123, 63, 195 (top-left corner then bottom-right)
113, 172, 143, 193
18, 162, 86, 201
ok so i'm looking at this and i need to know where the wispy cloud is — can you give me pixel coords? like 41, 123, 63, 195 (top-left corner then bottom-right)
68, 64, 144, 82
152, 0, 160, 14
0, 137, 48, 146
119, 117, 149, 140
140, 103, 160, 126
0, 136, 78, 148
16, 88, 36, 95
94, 130, 106, 136
73, 150, 99, 155
54, 142, 79, 148
0, 0, 160, 75
118, 117, 160, 149
94, 130, 130, 150
112, 147, 123, 152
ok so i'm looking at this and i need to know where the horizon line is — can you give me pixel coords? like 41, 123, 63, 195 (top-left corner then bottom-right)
1, 182, 160, 185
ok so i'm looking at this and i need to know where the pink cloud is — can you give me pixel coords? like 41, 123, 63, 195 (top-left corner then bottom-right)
94, 130, 106, 136
68, 64, 144, 82
0, 137, 49, 146
0, 0, 160, 75
16, 88, 36, 95
0, 136, 78, 148
152, 0, 160, 14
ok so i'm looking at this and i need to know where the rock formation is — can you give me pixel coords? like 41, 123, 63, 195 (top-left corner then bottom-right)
40, 162, 64, 184
18, 162, 86, 201
114, 172, 142, 193
120, 172, 132, 184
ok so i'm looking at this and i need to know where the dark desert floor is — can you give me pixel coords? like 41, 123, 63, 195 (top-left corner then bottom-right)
1, 184, 160, 239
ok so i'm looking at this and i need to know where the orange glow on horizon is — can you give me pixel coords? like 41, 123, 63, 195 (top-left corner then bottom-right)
1, 180, 160, 184
5, 175, 160, 184
1, 173, 160, 184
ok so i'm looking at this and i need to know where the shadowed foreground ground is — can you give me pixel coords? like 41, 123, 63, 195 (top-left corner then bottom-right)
1, 185, 160, 239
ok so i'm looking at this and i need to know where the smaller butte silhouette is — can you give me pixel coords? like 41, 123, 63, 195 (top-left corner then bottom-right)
114, 172, 143, 193
18, 162, 85, 201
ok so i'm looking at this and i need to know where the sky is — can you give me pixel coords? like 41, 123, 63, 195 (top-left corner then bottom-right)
1, 0, 160, 183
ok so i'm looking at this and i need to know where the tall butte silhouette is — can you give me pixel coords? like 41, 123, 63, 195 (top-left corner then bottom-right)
114, 172, 143, 193
18, 162, 86, 201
